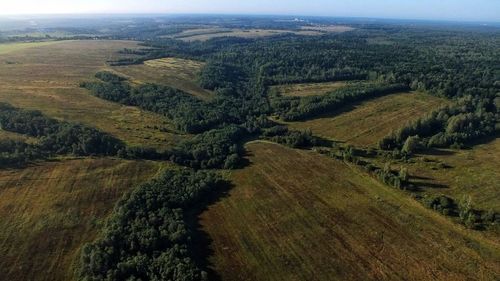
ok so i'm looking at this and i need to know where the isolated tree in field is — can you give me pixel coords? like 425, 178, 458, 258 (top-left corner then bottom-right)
383, 162, 391, 174
458, 195, 478, 229
399, 167, 408, 182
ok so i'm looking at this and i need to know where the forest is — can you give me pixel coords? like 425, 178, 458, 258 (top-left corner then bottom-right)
78, 23, 500, 279
0, 103, 124, 166
79, 169, 224, 281
0, 16, 498, 281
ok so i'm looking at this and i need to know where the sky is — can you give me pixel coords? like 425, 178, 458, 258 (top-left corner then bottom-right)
0, 0, 499, 22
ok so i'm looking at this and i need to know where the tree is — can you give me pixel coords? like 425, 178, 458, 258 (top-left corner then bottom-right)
401, 135, 421, 155
399, 167, 408, 182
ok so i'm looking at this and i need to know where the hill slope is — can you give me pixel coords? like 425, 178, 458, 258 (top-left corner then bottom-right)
199, 142, 500, 281
0, 158, 166, 281
0, 40, 185, 149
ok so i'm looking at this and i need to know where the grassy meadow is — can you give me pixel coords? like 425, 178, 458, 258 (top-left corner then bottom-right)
166, 25, 352, 42
0, 129, 38, 144
284, 92, 448, 147
0, 158, 168, 281
300, 25, 355, 33
0, 40, 187, 149
403, 138, 500, 212
0, 41, 59, 55
199, 142, 500, 281
270, 81, 350, 97
174, 28, 322, 42
112, 57, 214, 100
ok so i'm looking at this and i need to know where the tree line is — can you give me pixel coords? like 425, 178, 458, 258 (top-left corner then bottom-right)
379, 95, 498, 151
271, 83, 409, 121
81, 72, 221, 134
79, 169, 224, 281
0, 103, 124, 166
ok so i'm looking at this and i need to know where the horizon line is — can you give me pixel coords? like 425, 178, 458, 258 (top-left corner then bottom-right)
0, 12, 499, 25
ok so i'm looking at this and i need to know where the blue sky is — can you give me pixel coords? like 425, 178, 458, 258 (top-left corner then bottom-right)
1, 0, 499, 22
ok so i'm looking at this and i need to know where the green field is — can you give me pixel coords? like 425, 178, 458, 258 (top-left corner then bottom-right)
174, 28, 322, 42
170, 25, 353, 42
199, 142, 500, 281
0, 129, 38, 144
0, 40, 187, 149
270, 81, 350, 97
403, 138, 500, 212
300, 25, 355, 33
0, 158, 167, 281
0, 41, 59, 55
112, 57, 214, 100
284, 92, 448, 147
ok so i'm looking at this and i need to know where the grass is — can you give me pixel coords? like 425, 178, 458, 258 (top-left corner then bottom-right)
403, 138, 500, 212
7, 31, 96, 39
0, 41, 59, 55
175, 28, 322, 42
284, 92, 448, 147
0, 158, 168, 281
170, 26, 352, 42
270, 81, 351, 97
0, 40, 187, 149
112, 57, 214, 101
300, 25, 355, 33
170, 27, 232, 38
0, 129, 38, 144
199, 141, 500, 281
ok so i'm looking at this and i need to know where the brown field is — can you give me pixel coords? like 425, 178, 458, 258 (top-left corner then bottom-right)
170, 27, 232, 38
0, 41, 59, 55
0, 158, 167, 281
270, 81, 350, 97
112, 57, 214, 100
301, 25, 355, 33
0, 129, 38, 144
403, 138, 500, 212
177, 28, 322, 42
285, 92, 448, 147
0, 40, 187, 149
199, 141, 500, 281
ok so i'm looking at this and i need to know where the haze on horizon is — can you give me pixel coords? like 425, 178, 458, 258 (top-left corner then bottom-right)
0, 0, 499, 22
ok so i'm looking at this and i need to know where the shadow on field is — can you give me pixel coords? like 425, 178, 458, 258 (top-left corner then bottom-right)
185, 147, 260, 280
186, 178, 235, 281
418, 148, 456, 156
464, 133, 499, 147
299, 103, 357, 121
411, 180, 448, 190
409, 175, 433, 180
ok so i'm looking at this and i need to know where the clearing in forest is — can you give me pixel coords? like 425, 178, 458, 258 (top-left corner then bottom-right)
199, 141, 500, 281
401, 138, 500, 212
0, 40, 186, 149
0, 158, 167, 281
300, 25, 355, 33
270, 81, 351, 97
284, 92, 447, 147
175, 28, 322, 42
112, 57, 214, 101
